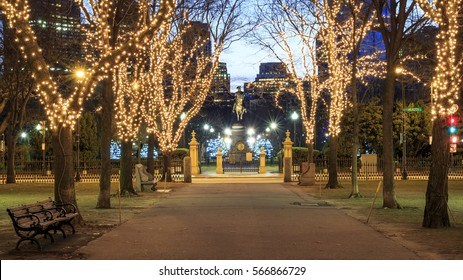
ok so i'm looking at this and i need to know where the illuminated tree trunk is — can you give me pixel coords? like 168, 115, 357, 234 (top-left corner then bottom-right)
382, 69, 400, 208
423, 119, 451, 227
97, 80, 113, 208
120, 140, 136, 194
162, 151, 172, 182
52, 126, 76, 206
307, 144, 314, 164
325, 135, 341, 188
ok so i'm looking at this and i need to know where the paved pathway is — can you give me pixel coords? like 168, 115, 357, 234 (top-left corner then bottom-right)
77, 182, 419, 259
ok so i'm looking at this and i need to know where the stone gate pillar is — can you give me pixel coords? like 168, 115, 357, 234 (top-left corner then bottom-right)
283, 130, 293, 182
189, 131, 200, 175
216, 147, 224, 174
259, 147, 266, 174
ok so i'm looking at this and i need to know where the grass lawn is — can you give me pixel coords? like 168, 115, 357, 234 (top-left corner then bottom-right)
0, 182, 185, 228
302, 180, 463, 225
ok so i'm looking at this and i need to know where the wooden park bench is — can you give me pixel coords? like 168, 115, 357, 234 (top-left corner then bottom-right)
6, 198, 79, 250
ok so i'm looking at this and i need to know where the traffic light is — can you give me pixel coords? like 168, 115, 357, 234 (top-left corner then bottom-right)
450, 135, 460, 144
447, 115, 458, 135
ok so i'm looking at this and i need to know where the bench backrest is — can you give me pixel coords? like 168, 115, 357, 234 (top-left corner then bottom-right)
7, 198, 55, 221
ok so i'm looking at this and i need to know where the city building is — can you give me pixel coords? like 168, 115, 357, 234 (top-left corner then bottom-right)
28, 0, 83, 69
210, 62, 231, 105
181, 21, 212, 57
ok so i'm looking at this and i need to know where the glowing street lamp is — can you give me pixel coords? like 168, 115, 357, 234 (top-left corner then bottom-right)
75, 69, 85, 80
291, 112, 299, 145
180, 112, 186, 147
247, 127, 255, 136
36, 121, 47, 175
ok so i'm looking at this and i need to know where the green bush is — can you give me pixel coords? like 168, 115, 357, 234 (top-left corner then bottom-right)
171, 148, 189, 160
276, 147, 319, 163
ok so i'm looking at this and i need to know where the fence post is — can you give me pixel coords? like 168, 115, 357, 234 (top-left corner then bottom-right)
282, 130, 293, 173
284, 157, 292, 182
216, 147, 223, 174
259, 147, 266, 174
183, 156, 192, 183
189, 131, 200, 175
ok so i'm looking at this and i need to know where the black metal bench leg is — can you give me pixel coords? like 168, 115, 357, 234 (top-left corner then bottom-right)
16, 237, 41, 251
43, 232, 55, 243
63, 221, 76, 234
54, 226, 67, 238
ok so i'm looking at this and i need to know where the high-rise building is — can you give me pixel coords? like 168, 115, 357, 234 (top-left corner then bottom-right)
182, 21, 212, 57
245, 62, 292, 105
28, 0, 83, 68
210, 62, 231, 104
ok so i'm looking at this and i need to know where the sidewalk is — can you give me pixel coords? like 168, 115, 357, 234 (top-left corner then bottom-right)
76, 182, 419, 260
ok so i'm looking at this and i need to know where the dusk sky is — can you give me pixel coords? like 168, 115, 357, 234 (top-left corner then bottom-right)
220, 39, 277, 92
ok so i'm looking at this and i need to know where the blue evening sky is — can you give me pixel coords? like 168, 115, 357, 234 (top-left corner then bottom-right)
220, 39, 276, 91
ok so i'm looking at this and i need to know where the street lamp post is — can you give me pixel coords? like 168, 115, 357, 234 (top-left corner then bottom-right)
291, 112, 298, 146
0, 134, 4, 183
37, 121, 46, 175
180, 112, 186, 148
75, 69, 85, 182
75, 118, 81, 182
396, 66, 408, 180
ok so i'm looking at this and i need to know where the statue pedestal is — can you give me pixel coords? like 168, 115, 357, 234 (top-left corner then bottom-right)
298, 162, 316, 186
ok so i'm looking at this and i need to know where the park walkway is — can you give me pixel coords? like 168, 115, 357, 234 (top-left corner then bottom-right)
76, 181, 419, 259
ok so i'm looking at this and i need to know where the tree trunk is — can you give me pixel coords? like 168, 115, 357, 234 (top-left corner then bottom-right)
307, 144, 314, 164
423, 118, 451, 228
6, 130, 16, 184
162, 151, 172, 182
147, 133, 155, 175
325, 134, 342, 189
120, 140, 136, 195
382, 71, 400, 208
52, 126, 77, 206
97, 80, 113, 208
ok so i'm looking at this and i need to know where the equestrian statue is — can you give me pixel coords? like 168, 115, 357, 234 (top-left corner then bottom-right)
232, 86, 247, 121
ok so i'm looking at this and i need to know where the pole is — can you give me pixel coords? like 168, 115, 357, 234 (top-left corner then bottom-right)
401, 77, 408, 180
366, 180, 382, 224
1, 134, 4, 184
41, 121, 46, 176
183, 130, 186, 148
75, 118, 81, 182
293, 121, 296, 145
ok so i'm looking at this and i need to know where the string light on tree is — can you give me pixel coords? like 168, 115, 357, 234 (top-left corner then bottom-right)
416, 0, 462, 118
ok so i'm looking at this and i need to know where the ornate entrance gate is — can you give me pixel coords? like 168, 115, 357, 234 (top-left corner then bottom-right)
223, 160, 259, 174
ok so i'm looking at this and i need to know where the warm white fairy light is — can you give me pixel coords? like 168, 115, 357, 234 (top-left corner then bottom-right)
0, 0, 176, 131
416, 0, 462, 118
316, 0, 364, 137
129, 16, 229, 154
113, 57, 146, 143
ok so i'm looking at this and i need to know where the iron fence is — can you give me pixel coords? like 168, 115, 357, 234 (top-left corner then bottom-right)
0, 158, 185, 182
290, 156, 463, 182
